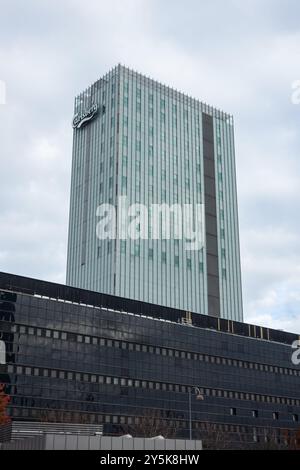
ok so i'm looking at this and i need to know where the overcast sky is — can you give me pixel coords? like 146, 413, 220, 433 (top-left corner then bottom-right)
0, 0, 300, 333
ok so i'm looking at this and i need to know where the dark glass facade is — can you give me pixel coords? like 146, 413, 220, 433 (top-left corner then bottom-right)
0, 272, 299, 446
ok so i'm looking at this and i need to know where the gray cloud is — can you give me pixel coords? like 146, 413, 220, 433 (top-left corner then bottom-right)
0, 0, 299, 333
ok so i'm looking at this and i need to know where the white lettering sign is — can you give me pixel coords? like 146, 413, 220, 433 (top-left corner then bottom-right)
72, 103, 100, 129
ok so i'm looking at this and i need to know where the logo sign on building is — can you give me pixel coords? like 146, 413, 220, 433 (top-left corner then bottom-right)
72, 103, 102, 129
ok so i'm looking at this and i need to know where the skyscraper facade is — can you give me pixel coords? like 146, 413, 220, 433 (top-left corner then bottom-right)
66, 65, 243, 321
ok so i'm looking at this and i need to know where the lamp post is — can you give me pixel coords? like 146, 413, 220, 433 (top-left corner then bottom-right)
188, 386, 204, 440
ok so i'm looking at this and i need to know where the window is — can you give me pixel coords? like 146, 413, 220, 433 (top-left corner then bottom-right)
272, 412, 279, 420
293, 414, 298, 422
230, 408, 237, 416
122, 176, 127, 191
134, 243, 140, 257
252, 410, 258, 418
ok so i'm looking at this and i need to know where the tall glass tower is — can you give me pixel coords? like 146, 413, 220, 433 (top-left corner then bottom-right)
66, 65, 243, 321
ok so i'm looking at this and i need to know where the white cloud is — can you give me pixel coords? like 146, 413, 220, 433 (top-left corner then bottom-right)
247, 311, 300, 334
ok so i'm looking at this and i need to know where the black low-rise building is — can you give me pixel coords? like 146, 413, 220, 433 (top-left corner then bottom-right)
0, 272, 299, 447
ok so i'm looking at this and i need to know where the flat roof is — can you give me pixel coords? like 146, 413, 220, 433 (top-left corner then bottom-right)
0, 271, 298, 347
76, 64, 232, 121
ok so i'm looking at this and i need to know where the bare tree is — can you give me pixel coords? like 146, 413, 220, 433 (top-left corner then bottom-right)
286, 428, 300, 450
256, 428, 300, 450
194, 423, 232, 450
38, 409, 92, 424
120, 409, 179, 439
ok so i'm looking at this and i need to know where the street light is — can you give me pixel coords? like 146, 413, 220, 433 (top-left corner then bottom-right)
188, 386, 204, 440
